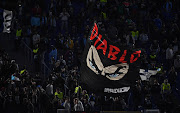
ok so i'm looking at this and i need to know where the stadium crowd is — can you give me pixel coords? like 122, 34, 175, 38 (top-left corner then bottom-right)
1, 0, 180, 113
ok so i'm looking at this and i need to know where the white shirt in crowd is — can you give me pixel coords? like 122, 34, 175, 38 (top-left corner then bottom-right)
32, 34, 40, 45
59, 12, 70, 21
46, 84, 53, 95
63, 101, 71, 110
174, 56, 180, 69
74, 100, 84, 111
166, 47, 174, 59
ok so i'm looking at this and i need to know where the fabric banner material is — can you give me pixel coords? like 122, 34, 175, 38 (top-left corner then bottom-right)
3, 9, 13, 33
81, 23, 141, 95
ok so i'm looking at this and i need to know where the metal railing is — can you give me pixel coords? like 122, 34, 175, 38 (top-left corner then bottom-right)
21, 40, 33, 64
41, 58, 52, 80
21, 39, 52, 79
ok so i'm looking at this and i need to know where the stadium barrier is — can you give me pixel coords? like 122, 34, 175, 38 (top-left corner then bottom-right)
100, 111, 141, 113
144, 109, 160, 113
21, 40, 33, 64
41, 59, 52, 80
57, 109, 70, 113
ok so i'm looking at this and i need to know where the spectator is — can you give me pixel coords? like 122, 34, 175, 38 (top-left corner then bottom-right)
64, 50, 74, 68
27, 99, 34, 113
25, 25, 32, 47
139, 0, 147, 22
74, 83, 82, 98
151, 79, 161, 108
163, 0, 172, 13
131, 27, 139, 42
32, 44, 40, 71
161, 39, 168, 53
54, 87, 63, 101
161, 79, 171, 99
107, 24, 118, 41
125, 17, 135, 29
15, 26, 22, 50
17, 0, 24, 21
32, 31, 40, 47
166, 44, 174, 69
163, 0, 172, 21
172, 37, 179, 54
32, 4, 42, 16
153, 15, 162, 30
49, 15, 57, 34
73, 98, 84, 111
100, 0, 107, 7
21, 98, 28, 113
89, 93, 96, 111
168, 66, 177, 87
67, 36, 74, 50
46, 81, 53, 97
49, 45, 58, 64
9, 60, 19, 73
150, 40, 160, 54
31, 16, 41, 27
170, 22, 180, 38
133, 81, 143, 110
139, 30, 148, 47
144, 94, 152, 109
67, 0, 72, 8
119, 96, 128, 110
82, 90, 89, 100
174, 55, 180, 71
125, 31, 135, 47
41, 12, 48, 34
63, 97, 71, 110
123, 0, 131, 16
83, 98, 90, 111
59, 8, 70, 32
49, 0, 57, 15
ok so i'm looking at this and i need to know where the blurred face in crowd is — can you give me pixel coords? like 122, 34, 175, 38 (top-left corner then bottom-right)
137, 79, 141, 84
177, 55, 180, 60
23, 98, 28, 104
15, 87, 19, 92
74, 98, 78, 104
169, 45, 173, 49
84, 99, 88, 104
154, 79, 158, 84
65, 97, 70, 102
63, 8, 66, 13
164, 79, 168, 84
82, 90, 87, 95
171, 66, 175, 71
56, 88, 60, 93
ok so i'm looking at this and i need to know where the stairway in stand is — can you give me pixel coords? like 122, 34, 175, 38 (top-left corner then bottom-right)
0, 33, 35, 76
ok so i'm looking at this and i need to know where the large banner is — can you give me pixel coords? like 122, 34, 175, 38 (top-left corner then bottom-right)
81, 23, 141, 95
0, 9, 3, 32
0, 9, 13, 33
